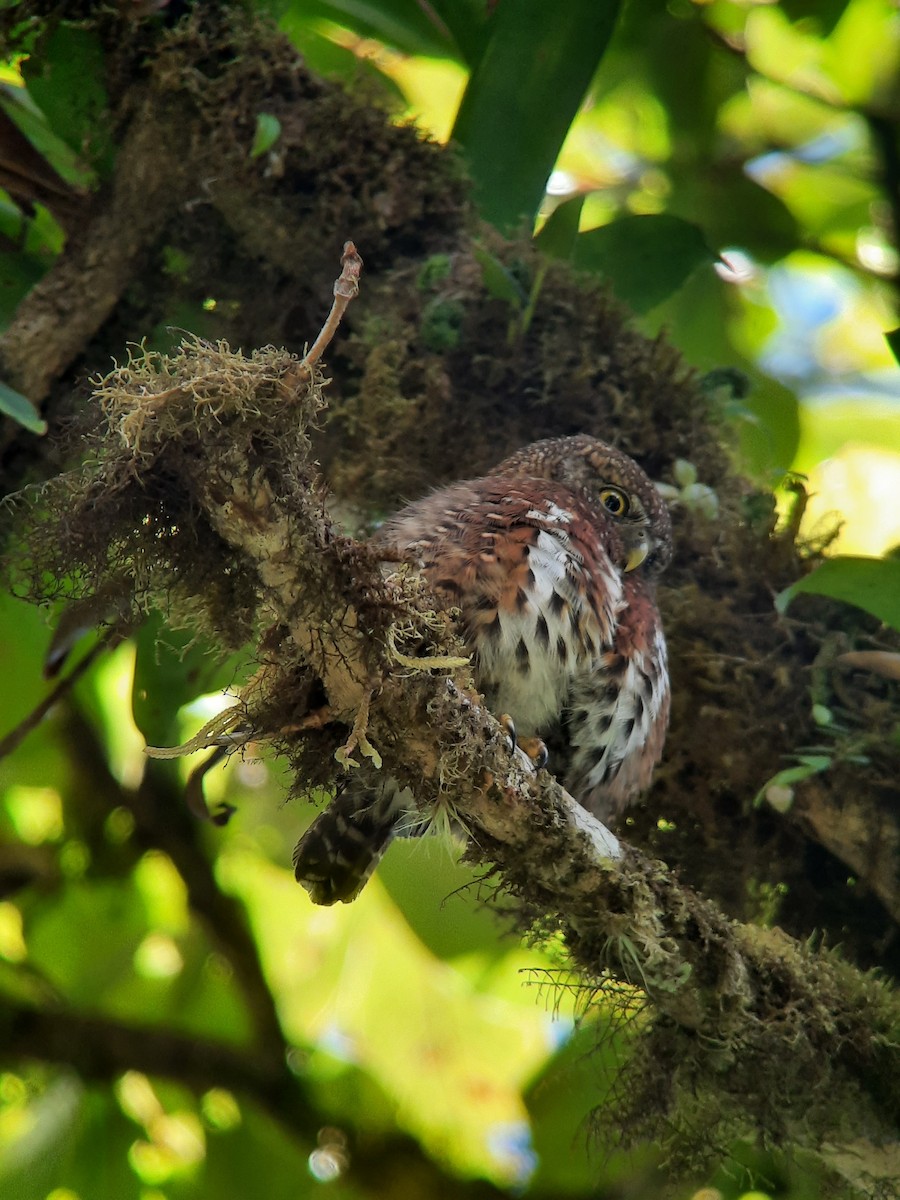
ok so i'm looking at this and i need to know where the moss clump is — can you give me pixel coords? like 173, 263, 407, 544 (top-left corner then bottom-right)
12, 338, 326, 651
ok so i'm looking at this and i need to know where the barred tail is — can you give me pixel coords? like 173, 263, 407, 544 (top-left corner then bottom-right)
293, 779, 412, 905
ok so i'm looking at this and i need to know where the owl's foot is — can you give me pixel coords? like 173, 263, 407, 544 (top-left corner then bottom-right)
499, 713, 517, 754
498, 714, 549, 770
518, 736, 549, 770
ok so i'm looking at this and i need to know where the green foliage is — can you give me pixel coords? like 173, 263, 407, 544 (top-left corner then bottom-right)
533, 194, 584, 261
453, 0, 622, 231
1, 2, 899, 1198
131, 617, 241, 750
250, 112, 282, 158
0, 379, 45, 434
777, 555, 900, 631
572, 214, 715, 314
20, 26, 114, 178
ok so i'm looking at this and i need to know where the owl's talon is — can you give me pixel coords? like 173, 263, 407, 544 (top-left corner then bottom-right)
499, 713, 517, 755
518, 737, 549, 771
497, 715, 548, 770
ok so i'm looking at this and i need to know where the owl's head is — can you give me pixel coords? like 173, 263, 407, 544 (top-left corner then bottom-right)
497, 435, 673, 575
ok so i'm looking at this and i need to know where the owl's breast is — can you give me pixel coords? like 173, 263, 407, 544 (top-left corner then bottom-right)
379, 480, 625, 736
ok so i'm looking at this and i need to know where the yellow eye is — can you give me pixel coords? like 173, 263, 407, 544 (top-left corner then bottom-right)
599, 486, 629, 517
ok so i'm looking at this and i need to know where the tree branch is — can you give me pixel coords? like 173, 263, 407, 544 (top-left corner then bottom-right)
40, 324, 897, 1188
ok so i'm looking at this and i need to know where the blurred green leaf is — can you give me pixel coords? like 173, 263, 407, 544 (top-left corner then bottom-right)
25, 878, 148, 1004
21, 26, 114, 177
0, 251, 48, 327
131, 616, 236, 749
740, 376, 802, 478
0, 85, 95, 190
526, 1014, 651, 1191
431, 0, 493, 64
379, 837, 509, 960
780, 0, 852, 36
0, 379, 45, 434
886, 328, 900, 366
0, 1080, 142, 1200
776, 556, 900, 631
250, 112, 282, 158
275, 0, 460, 58
273, 19, 405, 101
473, 244, 526, 307
452, 0, 622, 232
535, 195, 585, 261
199, 1099, 339, 1200
0, 593, 73, 797
670, 170, 800, 265
573, 214, 714, 313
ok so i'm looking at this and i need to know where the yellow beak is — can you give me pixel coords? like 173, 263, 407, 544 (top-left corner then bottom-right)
624, 539, 649, 573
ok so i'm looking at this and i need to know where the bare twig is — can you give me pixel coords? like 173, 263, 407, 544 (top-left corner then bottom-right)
0, 636, 111, 761
299, 240, 363, 375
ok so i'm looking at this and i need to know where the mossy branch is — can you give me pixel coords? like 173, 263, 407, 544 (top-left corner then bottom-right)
17, 301, 900, 1193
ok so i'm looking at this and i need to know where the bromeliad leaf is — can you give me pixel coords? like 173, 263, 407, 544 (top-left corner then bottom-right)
452, 0, 622, 232
535, 195, 585, 262
573, 214, 715, 313
776, 556, 900, 633
0, 380, 46, 434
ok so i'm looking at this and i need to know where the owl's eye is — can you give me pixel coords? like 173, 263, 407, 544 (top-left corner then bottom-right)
599, 486, 629, 517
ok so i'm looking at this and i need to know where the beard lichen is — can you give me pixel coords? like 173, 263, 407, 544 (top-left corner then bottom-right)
12, 337, 327, 652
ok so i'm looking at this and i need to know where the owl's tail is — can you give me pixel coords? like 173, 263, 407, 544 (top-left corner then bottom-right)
293, 778, 415, 905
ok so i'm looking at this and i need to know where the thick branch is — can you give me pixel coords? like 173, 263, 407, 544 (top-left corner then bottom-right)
163, 356, 900, 1171
22, 307, 900, 1185
0, 91, 191, 407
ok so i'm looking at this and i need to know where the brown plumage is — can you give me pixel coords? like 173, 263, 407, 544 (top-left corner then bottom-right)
294, 435, 672, 904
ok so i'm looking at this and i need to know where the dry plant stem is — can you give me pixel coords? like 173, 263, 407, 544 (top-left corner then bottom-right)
299, 240, 363, 374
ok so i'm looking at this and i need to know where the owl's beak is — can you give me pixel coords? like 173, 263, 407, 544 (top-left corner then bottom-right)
624, 535, 649, 573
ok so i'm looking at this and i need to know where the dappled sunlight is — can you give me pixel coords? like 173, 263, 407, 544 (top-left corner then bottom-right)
801, 443, 900, 557
217, 846, 580, 1184
383, 56, 467, 143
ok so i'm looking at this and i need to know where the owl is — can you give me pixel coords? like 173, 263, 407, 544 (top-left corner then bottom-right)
294, 435, 672, 903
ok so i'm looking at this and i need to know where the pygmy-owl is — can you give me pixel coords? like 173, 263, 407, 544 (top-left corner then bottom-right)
293, 434, 673, 903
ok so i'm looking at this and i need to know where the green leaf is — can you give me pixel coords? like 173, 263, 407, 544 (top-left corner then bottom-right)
276, 0, 461, 59
776, 556, 900, 632
886, 327, 900, 366
535, 195, 585, 261
526, 1016, 649, 1191
0, 251, 48, 328
22, 26, 114, 177
780, 0, 851, 35
754, 758, 830, 808
250, 112, 282, 159
131, 615, 235, 749
573, 214, 715, 313
452, 0, 623, 232
0, 379, 46, 434
472, 245, 525, 308
0, 86, 94, 190
379, 838, 508, 960
431, 0, 493, 65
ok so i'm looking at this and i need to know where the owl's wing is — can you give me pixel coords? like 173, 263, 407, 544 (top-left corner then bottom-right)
374, 478, 624, 735
564, 573, 669, 821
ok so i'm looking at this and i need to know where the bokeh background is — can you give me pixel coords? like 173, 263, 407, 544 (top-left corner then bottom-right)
0, 2, 898, 1198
